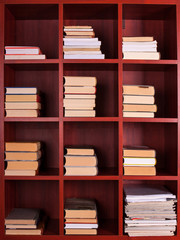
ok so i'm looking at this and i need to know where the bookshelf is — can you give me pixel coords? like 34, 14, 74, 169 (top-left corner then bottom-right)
0, 0, 179, 240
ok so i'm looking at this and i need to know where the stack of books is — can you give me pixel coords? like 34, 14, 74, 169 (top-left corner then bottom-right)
123, 85, 157, 118
64, 147, 98, 176
122, 36, 160, 60
63, 26, 105, 59
63, 76, 97, 117
5, 142, 41, 176
124, 184, 177, 237
5, 208, 46, 235
123, 146, 156, 176
5, 46, 46, 60
5, 87, 41, 117
64, 198, 98, 235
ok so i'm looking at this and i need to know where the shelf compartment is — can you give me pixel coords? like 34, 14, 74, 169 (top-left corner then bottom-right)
123, 4, 177, 60
4, 64, 59, 117
123, 122, 177, 176
63, 63, 118, 117
5, 180, 59, 235
64, 122, 119, 176
64, 180, 118, 235
5, 122, 59, 176
123, 64, 177, 118
5, 4, 59, 59
63, 4, 118, 59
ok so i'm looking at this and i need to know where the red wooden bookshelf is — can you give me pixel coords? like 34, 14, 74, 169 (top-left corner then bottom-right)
0, 0, 179, 240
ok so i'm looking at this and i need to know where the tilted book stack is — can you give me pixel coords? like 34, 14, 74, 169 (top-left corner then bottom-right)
124, 184, 177, 237
63, 26, 105, 59
5, 87, 41, 117
5, 208, 46, 235
123, 146, 156, 176
5, 142, 42, 176
64, 198, 98, 235
122, 36, 160, 60
64, 147, 98, 176
63, 76, 97, 117
4, 46, 46, 60
123, 85, 157, 118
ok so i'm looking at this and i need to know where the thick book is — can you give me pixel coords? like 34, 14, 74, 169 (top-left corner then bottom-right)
123, 104, 157, 112
123, 95, 155, 104
122, 36, 154, 42
64, 147, 95, 156
5, 54, 46, 60
64, 155, 97, 167
64, 94, 96, 99
64, 76, 97, 86
65, 223, 98, 229
63, 99, 95, 108
5, 208, 40, 225
5, 142, 41, 152
123, 52, 160, 60
5, 46, 41, 55
5, 94, 40, 102
5, 102, 41, 110
124, 166, 156, 176
123, 112, 154, 118
123, 85, 155, 96
123, 157, 156, 166
65, 229, 97, 235
65, 218, 98, 224
64, 166, 98, 176
5, 169, 38, 176
5, 87, 38, 94
64, 54, 105, 59
5, 151, 41, 161
64, 110, 95, 117
5, 109, 40, 117
64, 86, 96, 94
123, 146, 156, 158
5, 160, 40, 170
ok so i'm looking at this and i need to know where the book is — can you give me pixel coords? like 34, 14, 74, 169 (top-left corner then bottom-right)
5, 87, 38, 94
123, 146, 156, 158
123, 85, 155, 96
64, 155, 97, 167
64, 94, 96, 99
64, 26, 92, 29
5, 169, 38, 176
124, 166, 156, 175
64, 51, 102, 55
123, 104, 157, 112
64, 166, 98, 176
5, 102, 41, 110
5, 46, 41, 55
64, 54, 105, 59
123, 112, 154, 118
65, 218, 98, 224
64, 86, 96, 94
123, 52, 160, 60
64, 31, 95, 36
123, 95, 155, 104
64, 110, 95, 117
64, 28, 93, 32
63, 99, 95, 108
5, 142, 41, 152
5, 224, 37, 229
64, 147, 95, 156
5, 208, 40, 225
122, 36, 154, 42
123, 157, 156, 166
5, 109, 39, 117
64, 36, 94, 38
5, 54, 46, 60
65, 223, 98, 229
64, 76, 97, 86
64, 47, 100, 51
5, 160, 40, 170
5, 151, 41, 161
5, 94, 40, 102
123, 46, 157, 52
65, 229, 97, 235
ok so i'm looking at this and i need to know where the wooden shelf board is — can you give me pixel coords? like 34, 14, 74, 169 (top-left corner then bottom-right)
123, 118, 178, 123
63, 117, 119, 122
4, 59, 59, 64
63, 59, 119, 64
4, 117, 59, 122
122, 60, 178, 65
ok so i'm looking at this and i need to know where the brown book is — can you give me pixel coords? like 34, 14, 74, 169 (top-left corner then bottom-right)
123, 52, 160, 60
64, 147, 95, 156
64, 155, 97, 167
64, 166, 98, 176
5, 110, 40, 117
5, 151, 41, 161
123, 146, 156, 158
123, 95, 155, 104
5, 142, 41, 152
63, 76, 97, 86
123, 104, 157, 112
65, 229, 97, 235
123, 112, 154, 118
5, 54, 46, 60
5, 95, 40, 102
65, 32, 95, 36
123, 85, 155, 96
124, 166, 156, 176
5, 102, 41, 110
122, 36, 154, 42
64, 94, 96, 99
64, 110, 95, 117
5, 208, 40, 225
5, 160, 40, 170
64, 86, 96, 94
6, 224, 37, 229
5, 169, 39, 176
65, 218, 98, 224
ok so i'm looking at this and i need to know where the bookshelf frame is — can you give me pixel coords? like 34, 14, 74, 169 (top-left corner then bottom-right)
0, 0, 179, 239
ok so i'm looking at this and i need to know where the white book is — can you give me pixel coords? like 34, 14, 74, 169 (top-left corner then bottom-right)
64, 51, 102, 55
122, 46, 157, 52
64, 29, 94, 32
123, 112, 154, 118
5, 46, 41, 55
64, 94, 96, 99
63, 38, 98, 42
64, 54, 105, 59
128, 232, 174, 237
123, 40, 157, 45
123, 157, 156, 165
125, 219, 177, 225
123, 52, 160, 60
5, 87, 38, 94
64, 45, 100, 49
64, 41, 101, 46
65, 223, 98, 229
